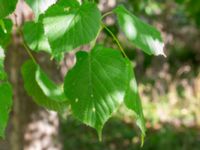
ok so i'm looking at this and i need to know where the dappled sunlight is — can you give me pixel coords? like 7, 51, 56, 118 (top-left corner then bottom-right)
44, 14, 78, 40
1, 0, 200, 149
139, 66, 200, 128
122, 14, 137, 39
24, 0, 56, 20
38, 0, 56, 11
130, 78, 138, 92
142, 35, 165, 56
0, 46, 5, 58
111, 91, 125, 104
24, 111, 61, 150
116, 6, 165, 56
36, 80, 63, 99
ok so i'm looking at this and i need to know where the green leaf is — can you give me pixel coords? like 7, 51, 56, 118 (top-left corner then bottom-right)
43, 1, 101, 55
35, 67, 66, 102
0, 46, 7, 80
0, 19, 12, 48
0, 0, 17, 18
0, 82, 12, 138
0, 19, 7, 33
64, 45, 130, 139
125, 60, 146, 144
23, 21, 51, 53
114, 5, 165, 56
21, 60, 68, 111
25, 0, 56, 21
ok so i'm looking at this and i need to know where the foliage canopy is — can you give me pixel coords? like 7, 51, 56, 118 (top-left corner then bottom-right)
0, 0, 165, 141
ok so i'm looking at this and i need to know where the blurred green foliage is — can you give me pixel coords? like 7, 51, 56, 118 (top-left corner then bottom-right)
59, 0, 200, 149
60, 117, 200, 150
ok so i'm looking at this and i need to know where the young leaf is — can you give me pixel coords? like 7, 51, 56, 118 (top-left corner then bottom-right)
43, 0, 101, 55
64, 45, 130, 139
0, 19, 12, 48
25, 0, 56, 21
125, 60, 146, 144
114, 6, 165, 56
0, 82, 12, 138
0, 0, 17, 18
21, 60, 68, 111
23, 21, 51, 53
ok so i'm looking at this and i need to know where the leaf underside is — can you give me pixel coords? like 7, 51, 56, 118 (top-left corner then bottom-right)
21, 60, 68, 112
0, 46, 7, 80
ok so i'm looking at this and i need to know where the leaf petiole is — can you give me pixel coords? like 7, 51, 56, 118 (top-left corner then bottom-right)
18, 28, 37, 65
90, 26, 103, 48
101, 11, 114, 19
101, 22, 128, 58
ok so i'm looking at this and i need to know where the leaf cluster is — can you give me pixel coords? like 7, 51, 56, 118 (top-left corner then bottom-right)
0, 0, 165, 142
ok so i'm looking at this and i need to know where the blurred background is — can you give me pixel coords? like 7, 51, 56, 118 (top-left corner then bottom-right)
0, 0, 200, 150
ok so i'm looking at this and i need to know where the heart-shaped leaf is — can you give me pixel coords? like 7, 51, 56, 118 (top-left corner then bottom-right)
43, 0, 101, 55
114, 5, 165, 56
64, 45, 130, 139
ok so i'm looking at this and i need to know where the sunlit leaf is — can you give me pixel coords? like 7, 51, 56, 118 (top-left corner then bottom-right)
25, 0, 56, 21
0, 46, 7, 80
0, 19, 12, 48
0, 82, 12, 138
64, 45, 130, 140
0, 0, 17, 18
125, 60, 146, 144
21, 60, 68, 111
114, 5, 165, 56
23, 21, 51, 53
43, 0, 101, 55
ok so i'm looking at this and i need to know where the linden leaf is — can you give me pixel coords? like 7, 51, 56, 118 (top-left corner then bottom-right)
64, 45, 130, 140
114, 6, 165, 56
43, 1, 101, 55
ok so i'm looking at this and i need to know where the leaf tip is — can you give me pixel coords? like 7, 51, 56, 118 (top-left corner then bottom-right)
96, 126, 103, 142
140, 133, 145, 147
163, 52, 167, 58
152, 41, 167, 57
97, 129, 103, 142
156, 50, 167, 58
